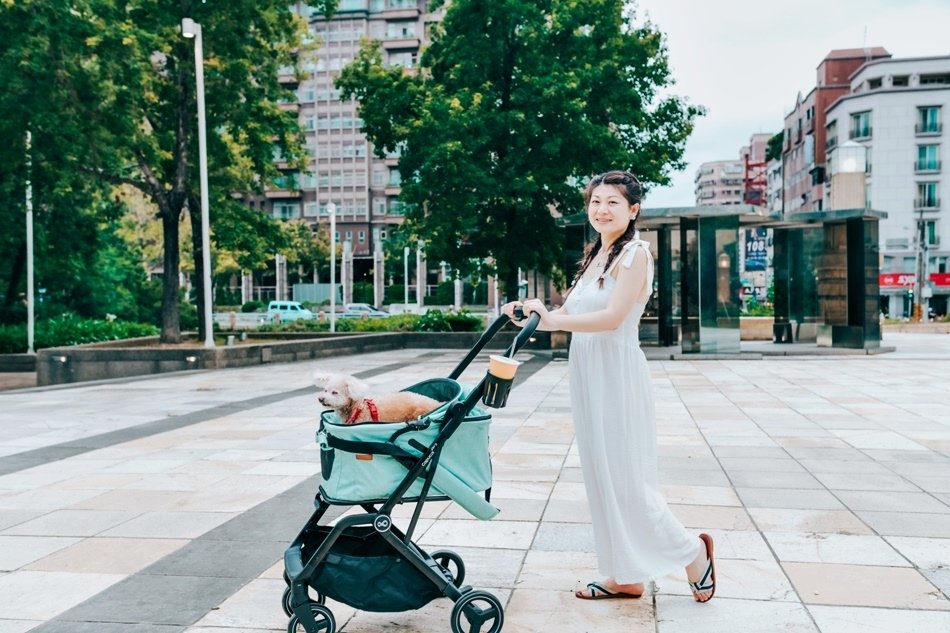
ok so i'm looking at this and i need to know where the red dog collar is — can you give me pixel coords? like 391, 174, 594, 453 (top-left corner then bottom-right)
346, 399, 379, 424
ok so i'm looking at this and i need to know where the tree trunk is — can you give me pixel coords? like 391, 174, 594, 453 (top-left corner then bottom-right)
188, 200, 207, 342
3, 241, 26, 310
505, 265, 519, 303
160, 210, 181, 343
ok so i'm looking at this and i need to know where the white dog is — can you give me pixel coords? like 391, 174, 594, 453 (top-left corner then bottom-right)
313, 371, 443, 425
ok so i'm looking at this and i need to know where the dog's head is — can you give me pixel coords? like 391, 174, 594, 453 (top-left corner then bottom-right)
313, 371, 369, 411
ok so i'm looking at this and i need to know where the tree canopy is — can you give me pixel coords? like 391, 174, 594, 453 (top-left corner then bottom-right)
338, 0, 703, 298
0, 0, 339, 340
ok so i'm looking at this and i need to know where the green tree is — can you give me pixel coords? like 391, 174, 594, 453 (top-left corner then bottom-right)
767, 131, 784, 162
0, 0, 339, 341
338, 0, 702, 299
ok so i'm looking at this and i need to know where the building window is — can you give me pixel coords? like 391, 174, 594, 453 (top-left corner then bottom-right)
304, 202, 318, 217
387, 21, 417, 39
388, 168, 402, 186
388, 51, 417, 68
892, 75, 909, 87
273, 202, 301, 220
345, 231, 352, 242
925, 221, 939, 246
358, 231, 366, 243
917, 145, 940, 172
850, 111, 871, 139
916, 182, 939, 209
825, 121, 838, 150
918, 106, 942, 134
373, 197, 386, 215
920, 73, 950, 85
868, 77, 882, 90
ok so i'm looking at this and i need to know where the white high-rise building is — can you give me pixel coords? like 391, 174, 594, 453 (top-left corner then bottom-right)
825, 55, 950, 317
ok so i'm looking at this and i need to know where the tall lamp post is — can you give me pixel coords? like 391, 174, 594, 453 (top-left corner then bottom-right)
181, 17, 214, 348
403, 246, 410, 312
25, 131, 35, 355
327, 202, 336, 332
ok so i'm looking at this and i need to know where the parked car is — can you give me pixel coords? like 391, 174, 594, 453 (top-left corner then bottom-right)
342, 303, 389, 318
264, 301, 315, 323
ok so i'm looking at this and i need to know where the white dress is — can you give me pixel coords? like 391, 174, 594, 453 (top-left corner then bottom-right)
564, 238, 699, 584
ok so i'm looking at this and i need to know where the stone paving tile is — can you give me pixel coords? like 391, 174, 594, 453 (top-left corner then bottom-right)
807, 604, 950, 633
656, 595, 819, 633
854, 510, 950, 538
736, 487, 845, 510
23, 536, 187, 574
783, 562, 949, 609
763, 532, 910, 567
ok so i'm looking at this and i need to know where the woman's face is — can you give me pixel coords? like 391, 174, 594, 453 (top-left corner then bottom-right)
587, 183, 638, 240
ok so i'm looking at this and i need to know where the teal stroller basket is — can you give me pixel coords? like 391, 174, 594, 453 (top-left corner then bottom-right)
318, 378, 495, 512
283, 312, 541, 633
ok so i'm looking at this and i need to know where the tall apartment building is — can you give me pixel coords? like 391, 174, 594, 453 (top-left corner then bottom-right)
824, 55, 950, 317
782, 47, 891, 214
251, 0, 438, 295
694, 134, 770, 206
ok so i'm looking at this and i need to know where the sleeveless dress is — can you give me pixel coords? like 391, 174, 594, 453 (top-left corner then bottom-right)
564, 237, 699, 584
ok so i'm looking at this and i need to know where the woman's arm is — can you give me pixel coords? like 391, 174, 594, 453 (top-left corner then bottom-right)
526, 248, 650, 333
501, 301, 568, 331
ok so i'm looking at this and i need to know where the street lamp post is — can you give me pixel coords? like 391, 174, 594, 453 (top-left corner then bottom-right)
403, 246, 410, 312
328, 202, 336, 332
25, 131, 35, 355
181, 17, 214, 348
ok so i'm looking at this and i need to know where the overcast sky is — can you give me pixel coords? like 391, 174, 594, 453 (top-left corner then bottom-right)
634, 0, 950, 207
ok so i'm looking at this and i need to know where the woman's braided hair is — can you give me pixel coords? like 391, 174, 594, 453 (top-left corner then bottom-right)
568, 170, 643, 292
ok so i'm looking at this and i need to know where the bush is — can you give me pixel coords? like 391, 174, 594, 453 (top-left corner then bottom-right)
0, 314, 159, 354
742, 296, 774, 317
412, 309, 483, 332
241, 300, 265, 313
256, 313, 422, 334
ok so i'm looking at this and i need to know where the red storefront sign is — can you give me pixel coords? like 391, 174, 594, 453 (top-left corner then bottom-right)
879, 273, 950, 288
879, 273, 915, 288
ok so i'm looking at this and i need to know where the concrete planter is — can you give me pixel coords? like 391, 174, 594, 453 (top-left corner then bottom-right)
740, 316, 775, 341
0, 354, 37, 372
35, 330, 549, 387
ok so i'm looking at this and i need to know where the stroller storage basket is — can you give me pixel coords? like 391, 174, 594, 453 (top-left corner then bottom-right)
306, 524, 442, 612
318, 379, 492, 505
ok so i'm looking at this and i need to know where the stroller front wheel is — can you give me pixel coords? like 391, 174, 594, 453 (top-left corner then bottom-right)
282, 585, 326, 617
450, 590, 504, 633
287, 602, 335, 633
432, 549, 466, 588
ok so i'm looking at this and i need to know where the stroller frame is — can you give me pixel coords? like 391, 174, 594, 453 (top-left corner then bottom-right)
283, 312, 540, 633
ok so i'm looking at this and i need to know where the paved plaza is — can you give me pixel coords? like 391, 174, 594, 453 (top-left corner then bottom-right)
1, 333, 950, 632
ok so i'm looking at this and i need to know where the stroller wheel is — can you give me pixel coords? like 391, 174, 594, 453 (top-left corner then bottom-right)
282, 585, 326, 617
287, 602, 335, 633
432, 549, 466, 588
450, 590, 504, 633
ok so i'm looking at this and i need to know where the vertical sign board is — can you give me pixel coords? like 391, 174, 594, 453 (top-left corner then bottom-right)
745, 227, 768, 272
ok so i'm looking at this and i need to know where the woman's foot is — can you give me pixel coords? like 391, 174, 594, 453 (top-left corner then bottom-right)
574, 578, 645, 600
685, 533, 716, 603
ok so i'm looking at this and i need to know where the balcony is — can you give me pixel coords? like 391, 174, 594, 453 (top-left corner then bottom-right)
914, 197, 940, 210
382, 37, 421, 50
849, 127, 872, 140
916, 122, 943, 136
825, 136, 838, 151
915, 160, 942, 174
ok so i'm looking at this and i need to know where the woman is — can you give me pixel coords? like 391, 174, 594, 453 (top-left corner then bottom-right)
502, 170, 716, 603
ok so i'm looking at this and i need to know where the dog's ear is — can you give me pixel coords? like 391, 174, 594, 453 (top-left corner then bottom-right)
313, 371, 332, 388
343, 376, 369, 400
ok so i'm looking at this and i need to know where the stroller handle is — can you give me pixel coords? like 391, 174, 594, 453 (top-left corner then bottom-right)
448, 311, 542, 380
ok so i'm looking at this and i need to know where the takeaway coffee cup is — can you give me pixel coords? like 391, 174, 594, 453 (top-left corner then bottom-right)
488, 355, 520, 380
483, 355, 521, 408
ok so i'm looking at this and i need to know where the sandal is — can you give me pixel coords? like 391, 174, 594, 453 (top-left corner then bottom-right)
574, 581, 643, 600
689, 533, 716, 603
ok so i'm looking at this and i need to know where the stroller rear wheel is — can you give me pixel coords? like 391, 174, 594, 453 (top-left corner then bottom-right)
432, 549, 466, 587
450, 590, 504, 633
287, 602, 335, 633
282, 585, 326, 617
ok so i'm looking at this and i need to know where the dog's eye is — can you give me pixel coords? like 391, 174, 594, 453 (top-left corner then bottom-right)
330, 390, 339, 395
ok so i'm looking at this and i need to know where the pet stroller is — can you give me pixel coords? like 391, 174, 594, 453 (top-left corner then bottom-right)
282, 312, 540, 633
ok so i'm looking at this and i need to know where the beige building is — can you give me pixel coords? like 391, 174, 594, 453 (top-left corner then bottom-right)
247, 1, 439, 300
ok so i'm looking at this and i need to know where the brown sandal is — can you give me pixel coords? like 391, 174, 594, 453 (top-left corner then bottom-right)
689, 533, 716, 603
